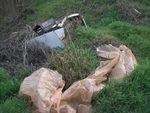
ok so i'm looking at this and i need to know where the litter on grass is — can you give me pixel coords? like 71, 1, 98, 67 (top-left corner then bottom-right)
19, 44, 137, 113
28, 28, 65, 49
27, 13, 87, 49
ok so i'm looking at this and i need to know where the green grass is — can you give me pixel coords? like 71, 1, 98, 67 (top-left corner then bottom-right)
80, 0, 122, 28
26, 0, 122, 27
107, 21, 150, 58
0, 79, 20, 101
142, 0, 150, 5
0, 67, 10, 81
18, 67, 30, 77
1, 0, 150, 112
0, 97, 31, 113
93, 59, 150, 113
48, 27, 99, 89
0, 67, 31, 112
26, 0, 82, 23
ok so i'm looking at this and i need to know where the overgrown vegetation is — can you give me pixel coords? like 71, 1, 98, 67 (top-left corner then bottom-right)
48, 27, 99, 89
0, 96, 31, 113
0, 0, 150, 112
0, 67, 31, 112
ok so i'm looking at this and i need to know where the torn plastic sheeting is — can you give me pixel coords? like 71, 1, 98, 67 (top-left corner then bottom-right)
96, 44, 138, 79
19, 68, 65, 113
27, 28, 65, 49
19, 44, 137, 113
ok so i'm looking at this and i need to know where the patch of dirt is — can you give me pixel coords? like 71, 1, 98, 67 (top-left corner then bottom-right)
117, 0, 149, 24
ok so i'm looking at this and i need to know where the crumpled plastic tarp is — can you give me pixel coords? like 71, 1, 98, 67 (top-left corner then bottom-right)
19, 44, 137, 113
96, 44, 137, 80
19, 68, 65, 113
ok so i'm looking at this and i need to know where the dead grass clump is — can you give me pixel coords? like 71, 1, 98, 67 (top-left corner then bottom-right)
48, 50, 87, 90
48, 46, 99, 90
92, 37, 122, 48
0, 25, 51, 75
0, 26, 33, 75
117, 0, 148, 24
24, 41, 51, 72
48, 51, 78, 90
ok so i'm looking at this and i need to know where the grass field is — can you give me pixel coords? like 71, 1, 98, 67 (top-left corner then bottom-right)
0, 0, 150, 112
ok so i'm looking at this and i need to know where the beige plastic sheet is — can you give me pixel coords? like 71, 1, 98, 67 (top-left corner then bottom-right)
96, 44, 137, 79
19, 68, 65, 113
19, 44, 137, 113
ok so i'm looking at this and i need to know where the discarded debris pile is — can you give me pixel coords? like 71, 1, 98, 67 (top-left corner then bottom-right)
19, 44, 137, 113
33, 13, 86, 36
0, 14, 86, 75
30, 13, 86, 49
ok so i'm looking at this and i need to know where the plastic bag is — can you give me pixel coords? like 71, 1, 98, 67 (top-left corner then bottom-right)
19, 68, 65, 113
19, 44, 137, 113
97, 44, 138, 79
